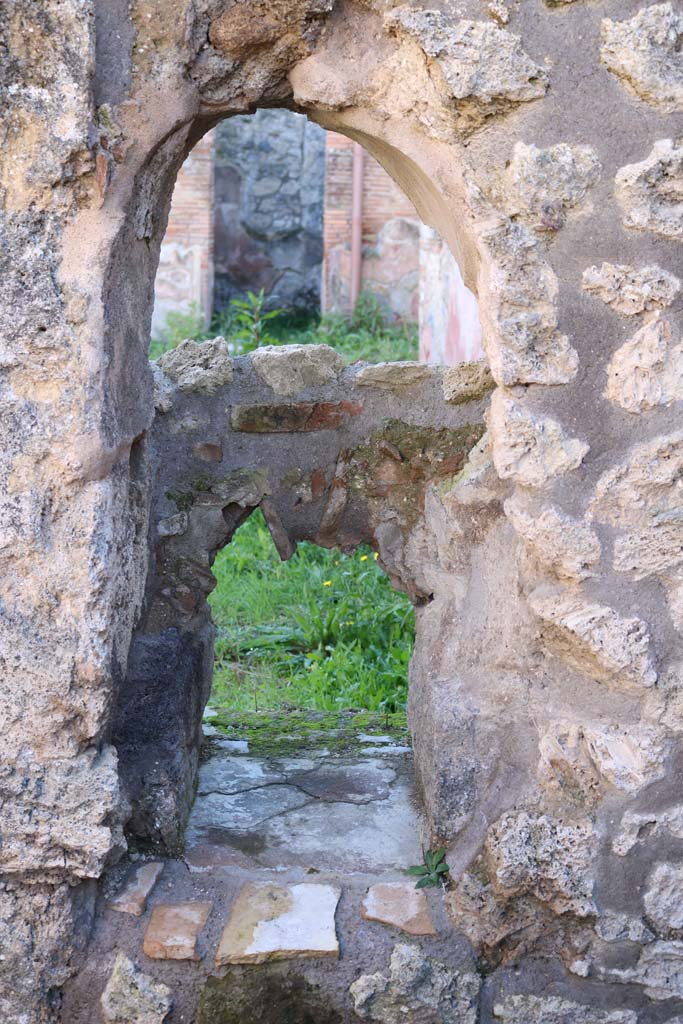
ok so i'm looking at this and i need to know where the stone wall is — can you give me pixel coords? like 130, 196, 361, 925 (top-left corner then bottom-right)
322, 130, 421, 320
213, 108, 325, 312
152, 131, 215, 338
3, 1, 683, 1021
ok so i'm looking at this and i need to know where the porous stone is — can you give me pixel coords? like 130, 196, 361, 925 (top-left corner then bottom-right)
215, 883, 340, 965
605, 317, 683, 414
589, 432, 683, 626
596, 911, 654, 944
506, 142, 601, 231
100, 953, 171, 1024
350, 942, 480, 1024
157, 337, 234, 393
441, 362, 494, 404
355, 361, 434, 390
493, 994, 636, 1024
616, 139, 683, 239
143, 901, 212, 960
529, 588, 657, 689
538, 721, 666, 797
109, 862, 163, 917
611, 940, 683, 999
361, 882, 437, 936
601, 3, 683, 112
644, 862, 683, 933
250, 345, 344, 396
477, 215, 579, 385
447, 431, 504, 505
385, 10, 548, 109
582, 262, 680, 315
613, 805, 683, 856
484, 811, 596, 916
489, 391, 589, 487
504, 499, 601, 580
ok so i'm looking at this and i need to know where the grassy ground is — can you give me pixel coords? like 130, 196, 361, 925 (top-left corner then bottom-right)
208, 510, 414, 716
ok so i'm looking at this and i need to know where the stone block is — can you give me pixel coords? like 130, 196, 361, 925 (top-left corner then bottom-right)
143, 901, 212, 961
215, 883, 340, 965
361, 881, 437, 936
109, 862, 164, 917
100, 953, 171, 1024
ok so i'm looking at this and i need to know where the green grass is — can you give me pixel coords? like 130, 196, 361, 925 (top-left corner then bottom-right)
150, 292, 418, 364
208, 510, 414, 716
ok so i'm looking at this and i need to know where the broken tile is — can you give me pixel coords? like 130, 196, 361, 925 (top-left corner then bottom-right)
361, 881, 437, 936
109, 862, 164, 917
143, 901, 212, 961
215, 882, 340, 965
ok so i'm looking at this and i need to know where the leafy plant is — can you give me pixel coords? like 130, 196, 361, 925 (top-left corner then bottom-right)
406, 847, 450, 889
208, 509, 414, 715
231, 289, 283, 352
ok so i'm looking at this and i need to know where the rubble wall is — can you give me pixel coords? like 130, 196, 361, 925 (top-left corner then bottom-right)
2, 0, 683, 1019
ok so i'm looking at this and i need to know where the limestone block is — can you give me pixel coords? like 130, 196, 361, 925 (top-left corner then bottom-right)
361, 882, 437, 936
100, 953, 171, 1024
616, 140, 683, 239
442, 361, 494, 404
355, 361, 434, 390
0, 746, 124, 881
250, 344, 343, 396
529, 588, 657, 689
581, 723, 667, 793
596, 911, 654, 944
489, 391, 588, 487
109, 862, 163, 917
589, 433, 683, 626
601, 4, 683, 112
582, 262, 680, 315
150, 361, 175, 412
493, 995, 636, 1024
484, 811, 596, 916
611, 940, 683, 999
384, 9, 548, 106
613, 804, 683, 856
504, 499, 601, 580
644, 862, 683, 933
157, 337, 233, 393
605, 317, 683, 413
506, 142, 601, 231
143, 901, 212, 960
538, 721, 666, 799
350, 942, 480, 1024
448, 431, 505, 505
215, 882, 340, 965
477, 216, 578, 385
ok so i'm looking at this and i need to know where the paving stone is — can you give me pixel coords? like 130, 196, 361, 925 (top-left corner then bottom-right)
215, 882, 340, 965
109, 862, 164, 917
143, 901, 212, 961
196, 756, 284, 795
361, 881, 437, 936
284, 759, 396, 804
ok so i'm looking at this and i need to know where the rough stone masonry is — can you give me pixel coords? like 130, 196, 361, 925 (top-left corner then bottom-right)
1, 0, 683, 1021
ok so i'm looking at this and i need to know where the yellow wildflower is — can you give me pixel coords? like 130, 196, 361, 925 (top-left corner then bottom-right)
323, 580, 332, 586
374, 552, 379, 560
360, 554, 368, 561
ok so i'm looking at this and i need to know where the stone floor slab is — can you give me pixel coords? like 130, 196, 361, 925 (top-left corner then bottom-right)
215, 882, 340, 965
361, 881, 437, 936
109, 861, 164, 917
143, 901, 212, 961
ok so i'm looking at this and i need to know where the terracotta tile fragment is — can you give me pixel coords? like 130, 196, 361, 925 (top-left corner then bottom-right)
361, 881, 437, 936
143, 901, 212, 961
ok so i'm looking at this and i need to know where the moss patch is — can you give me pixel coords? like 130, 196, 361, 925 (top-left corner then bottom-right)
198, 964, 342, 1024
205, 707, 409, 758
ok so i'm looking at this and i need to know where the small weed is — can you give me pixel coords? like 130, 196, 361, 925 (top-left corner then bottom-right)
406, 848, 450, 889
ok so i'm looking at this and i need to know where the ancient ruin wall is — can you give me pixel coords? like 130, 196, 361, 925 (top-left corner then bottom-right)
2, 0, 683, 1020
